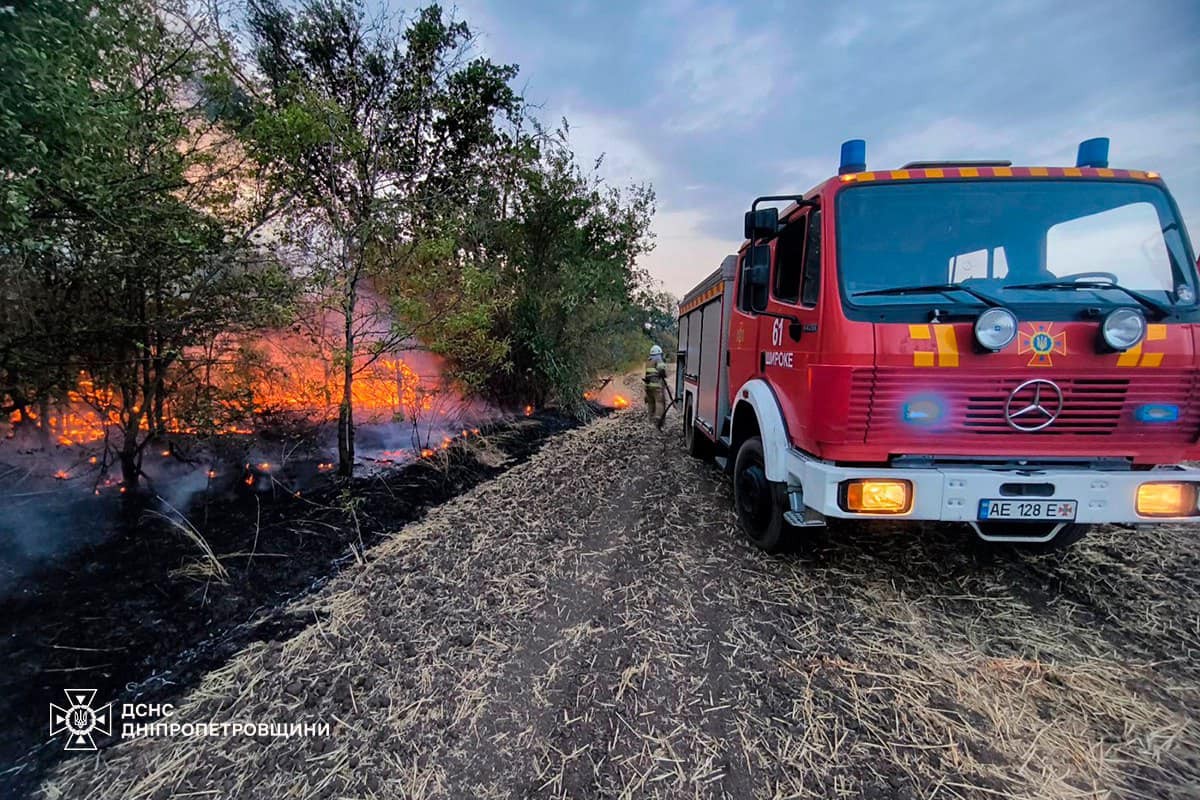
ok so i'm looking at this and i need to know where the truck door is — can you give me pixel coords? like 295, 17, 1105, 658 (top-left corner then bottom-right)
762, 209, 822, 442
728, 246, 769, 400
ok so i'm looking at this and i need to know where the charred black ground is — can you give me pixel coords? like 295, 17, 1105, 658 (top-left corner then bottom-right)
13, 382, 1200, 799
0, 411, 581, 797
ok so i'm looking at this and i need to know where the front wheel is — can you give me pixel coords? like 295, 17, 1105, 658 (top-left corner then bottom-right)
733, 436, 790, 552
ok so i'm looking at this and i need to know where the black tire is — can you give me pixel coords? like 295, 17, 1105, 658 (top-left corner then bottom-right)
973, 522, 1092, 554
733, 436, 790, 552
684, 399, 710, 458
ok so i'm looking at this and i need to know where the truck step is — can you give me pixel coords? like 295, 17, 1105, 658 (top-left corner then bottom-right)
784, 510, 828, 528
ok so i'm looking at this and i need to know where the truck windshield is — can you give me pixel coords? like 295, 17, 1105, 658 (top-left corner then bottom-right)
836, 180, 1197, 317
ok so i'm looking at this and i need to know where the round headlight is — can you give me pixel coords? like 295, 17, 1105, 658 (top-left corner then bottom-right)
974, 307, 1018, 351
1101, 308, 1146, 351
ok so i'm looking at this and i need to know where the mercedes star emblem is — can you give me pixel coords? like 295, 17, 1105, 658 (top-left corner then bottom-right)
1004, 379, 1064, 431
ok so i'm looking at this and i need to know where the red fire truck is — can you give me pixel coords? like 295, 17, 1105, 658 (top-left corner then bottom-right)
676, 137, 1200, 551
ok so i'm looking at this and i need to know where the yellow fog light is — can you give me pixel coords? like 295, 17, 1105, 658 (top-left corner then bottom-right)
842, 479, 913, 514
1136, 482, 1197, 517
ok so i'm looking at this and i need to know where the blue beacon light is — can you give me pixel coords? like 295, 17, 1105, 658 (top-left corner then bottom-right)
1136, 404, 1180, 423
1076, 137, 1110, 168
903, 398, 943, 425
840, 139, 866, 175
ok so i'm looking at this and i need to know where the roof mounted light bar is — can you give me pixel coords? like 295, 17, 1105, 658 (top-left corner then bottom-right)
852, 136, 1114, 177
901, 160, 1013, 169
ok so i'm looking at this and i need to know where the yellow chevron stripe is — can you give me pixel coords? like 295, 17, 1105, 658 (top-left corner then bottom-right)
933, 325, 959, 367
1117, 343, 1142, 367
1139, 352, 1164, 368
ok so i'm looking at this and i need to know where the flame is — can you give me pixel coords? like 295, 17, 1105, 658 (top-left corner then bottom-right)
524, 405, 533, 417
244, 351, 436, 423
5, 348, 446, 447
583, 391, 593, 400
611, 395, 630, 409
3, 310, 482, 478
54, 469, 70, 480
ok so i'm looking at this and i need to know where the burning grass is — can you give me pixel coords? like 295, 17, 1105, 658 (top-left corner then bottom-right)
34, 386, 1200, 799
3, 340, 480, 458
1, 411, 580, 798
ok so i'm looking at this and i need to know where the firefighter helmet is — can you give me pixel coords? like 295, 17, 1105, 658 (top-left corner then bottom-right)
649, 344, 663, 358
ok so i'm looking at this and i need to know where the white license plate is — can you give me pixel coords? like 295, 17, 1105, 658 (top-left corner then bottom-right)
978, 499, 1077, 521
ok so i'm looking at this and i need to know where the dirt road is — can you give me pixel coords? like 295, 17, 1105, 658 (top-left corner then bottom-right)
41, 378, 1200, 799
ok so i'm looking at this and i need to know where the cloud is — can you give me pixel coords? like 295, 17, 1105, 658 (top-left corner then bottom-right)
555, 107, 662, 187
869, 118, 1021, 170
638, 208, 740, 298
649, 2, 790, 133
822, 16, 868, 49
456, 0, 1200, 293
776, 156, 837, 195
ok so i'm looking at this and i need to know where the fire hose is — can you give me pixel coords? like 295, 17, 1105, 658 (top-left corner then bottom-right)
658, 382, 676, 429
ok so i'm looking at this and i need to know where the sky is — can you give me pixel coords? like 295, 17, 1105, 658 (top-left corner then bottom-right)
449, 0, 1200, 298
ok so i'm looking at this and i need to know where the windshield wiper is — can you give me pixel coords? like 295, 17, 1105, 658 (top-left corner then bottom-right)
852, 282, 1002, 307
1001, 281, 1170, 318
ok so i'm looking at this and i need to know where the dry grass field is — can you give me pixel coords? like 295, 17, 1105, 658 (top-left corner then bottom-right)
41, 377, 1200, 799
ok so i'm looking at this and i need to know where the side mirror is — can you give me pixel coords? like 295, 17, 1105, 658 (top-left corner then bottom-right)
744, 207, 778, 240
748, 245, 770, 312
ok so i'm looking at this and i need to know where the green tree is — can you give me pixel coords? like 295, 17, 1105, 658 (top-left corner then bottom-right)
635, 286, 680, 358
243, 0, 524, 476
485, 127, 656, 412
0, 0, 293, 488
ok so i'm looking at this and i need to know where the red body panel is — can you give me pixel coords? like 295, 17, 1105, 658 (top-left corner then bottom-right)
724, 170, 1200, 467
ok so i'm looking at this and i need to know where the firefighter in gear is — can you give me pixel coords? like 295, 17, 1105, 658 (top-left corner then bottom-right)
644, 345, 668, 428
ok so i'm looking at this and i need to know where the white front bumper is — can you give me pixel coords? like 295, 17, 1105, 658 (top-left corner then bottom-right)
785, 451, 1200, 526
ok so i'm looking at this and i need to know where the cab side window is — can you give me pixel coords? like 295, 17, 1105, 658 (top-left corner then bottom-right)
800, 209, 822, 307
772, 215, 807, 304
737, 252, 753, 312
729, 253, 748, 309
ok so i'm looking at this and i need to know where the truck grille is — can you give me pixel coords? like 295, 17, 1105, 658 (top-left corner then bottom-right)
849, 369, 1200, 443
964, 378, 1126, 434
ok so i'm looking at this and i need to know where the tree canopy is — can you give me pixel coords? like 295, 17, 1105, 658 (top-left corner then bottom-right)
0, 0, 666, 486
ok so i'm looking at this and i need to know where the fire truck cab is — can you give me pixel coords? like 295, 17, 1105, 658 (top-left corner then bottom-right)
677, 137, 1200, 552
